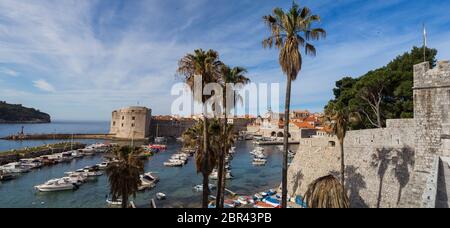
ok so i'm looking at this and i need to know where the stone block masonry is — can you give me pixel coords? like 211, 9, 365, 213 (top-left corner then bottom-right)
288, 60, 450, 208
288, 119, 415, 208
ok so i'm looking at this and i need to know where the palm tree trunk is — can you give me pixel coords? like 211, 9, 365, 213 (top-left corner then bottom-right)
202, 113, 209, 208
122, 194, 128, 209
216, 155, 225, 208
282, 76, 292, 208
340, 138, 346, 202
216, 105, 227, 208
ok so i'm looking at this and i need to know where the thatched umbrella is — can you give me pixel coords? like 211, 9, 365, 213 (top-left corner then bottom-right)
304, 175, 350, 208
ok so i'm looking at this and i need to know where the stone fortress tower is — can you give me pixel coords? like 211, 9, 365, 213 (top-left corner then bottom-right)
287, 60, 450, 208
109, 106, 152, 140
401, 60, 450, 207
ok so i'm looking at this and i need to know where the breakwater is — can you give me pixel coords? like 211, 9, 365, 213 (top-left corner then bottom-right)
1, 133, 115, 141
0, 143, 85, 165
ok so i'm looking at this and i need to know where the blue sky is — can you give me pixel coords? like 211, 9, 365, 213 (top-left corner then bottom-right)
0, 0, 450, 121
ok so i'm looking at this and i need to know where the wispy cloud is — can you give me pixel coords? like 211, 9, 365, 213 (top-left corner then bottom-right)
33, 79, 55, 92
0, 0, 449, 120
0, 67, 19, 77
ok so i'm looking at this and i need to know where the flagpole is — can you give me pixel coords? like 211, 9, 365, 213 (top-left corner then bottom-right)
423, 23, 427, 62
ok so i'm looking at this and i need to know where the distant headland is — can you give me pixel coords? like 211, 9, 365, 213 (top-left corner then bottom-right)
0, 101, 51, 124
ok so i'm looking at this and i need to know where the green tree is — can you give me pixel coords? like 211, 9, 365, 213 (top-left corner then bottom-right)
325, 101, 359, 198
216, 65, 250, 208
177, 49, 223, 208
262, 1, 326, 208
106, 146, 144, 208
183, 119, 226, 208
327, 46, 437, 130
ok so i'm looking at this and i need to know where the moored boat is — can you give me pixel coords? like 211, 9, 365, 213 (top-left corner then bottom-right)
35, 178, 77, 192
0, 170, 16, 181
156, 192, 166, 200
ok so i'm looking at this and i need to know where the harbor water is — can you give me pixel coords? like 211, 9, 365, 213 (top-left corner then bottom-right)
0, 122, 294, 208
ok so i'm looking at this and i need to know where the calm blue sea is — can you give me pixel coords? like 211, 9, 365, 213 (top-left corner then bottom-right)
0, 122, 291, 208
0, 121, 110, 152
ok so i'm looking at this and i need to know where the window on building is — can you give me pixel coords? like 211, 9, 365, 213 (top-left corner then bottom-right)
113, 121, 116, 126
132, 116, 135, 120
121, 123, 124, 127
122, 116, 124, 120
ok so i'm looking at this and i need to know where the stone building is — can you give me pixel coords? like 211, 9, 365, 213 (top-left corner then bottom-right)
109, 106, 152, 140
288, 60, 450, 208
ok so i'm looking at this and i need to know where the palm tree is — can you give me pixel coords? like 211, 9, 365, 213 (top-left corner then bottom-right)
106, 146, 144, 208
325, 101, 359, 202
262, 1, 326, 207
216, 65, 250, 208
177, 49, 223, 208
183, 119, 221, 208
304, 175, 350, 208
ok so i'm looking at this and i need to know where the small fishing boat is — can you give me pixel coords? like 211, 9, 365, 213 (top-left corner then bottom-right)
267, 189, 277, 196
164, 161, 184, 167
208, 201, 216, 208
209, 170, 233, 180
0, 170, 16, 181
224, 200, 236, 208
253, 193, 264, 201
97, 162, 109, 170
156, 192, 166, 200
142, 172, 159, 183
155, 137, 167, 144
252, 159, 267, 166
237, 196, 254, 205
106, 198, 122, 206
70, 150, 84, 159
193, 184, 216, 192
254, 202, 276, 209
262, 197, 281, 208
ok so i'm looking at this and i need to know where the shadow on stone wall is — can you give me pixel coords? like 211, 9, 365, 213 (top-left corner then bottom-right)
291, 170, 304, 197
436, 159, 449, 208
371, 146, 415, 208
331, 166, 368, 208
392, 147, 415, 205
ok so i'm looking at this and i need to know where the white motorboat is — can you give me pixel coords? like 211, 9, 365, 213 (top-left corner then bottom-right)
155, 137, 167, 144
138, 176, 156, 191
97, 162, 109, 170
66, 173, 87, 185
193, 184, 216, 192
106, 198, 122, 206
164, 160, 184, 167
254, 153, 267, 159
35, 178, 77, 192
0, 162, 29, 174
142, 172, 159, 183
0, 170, 16, 181
209, 170, 233, 180
156, 192, 166, 200
19, 159, 42, 169
252, 159, 267, 166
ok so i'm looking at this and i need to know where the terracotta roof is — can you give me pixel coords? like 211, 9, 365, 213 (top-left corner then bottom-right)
292, 121, 316, 129
304, 116, 318, 122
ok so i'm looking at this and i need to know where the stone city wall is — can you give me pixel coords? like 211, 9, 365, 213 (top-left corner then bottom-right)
288, 119, 416, 208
